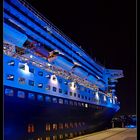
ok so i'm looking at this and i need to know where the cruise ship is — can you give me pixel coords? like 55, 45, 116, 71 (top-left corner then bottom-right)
3, 0, 124, 139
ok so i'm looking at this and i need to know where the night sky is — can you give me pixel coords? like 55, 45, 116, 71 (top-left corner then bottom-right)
26, 0, 136, 115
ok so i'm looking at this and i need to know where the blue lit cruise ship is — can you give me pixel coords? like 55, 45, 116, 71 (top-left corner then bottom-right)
3, 0, 124, 139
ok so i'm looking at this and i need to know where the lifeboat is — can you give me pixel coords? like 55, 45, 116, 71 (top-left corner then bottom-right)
3, 23, 27, 48
72, 66, 89, 78
48, 53, 74, 71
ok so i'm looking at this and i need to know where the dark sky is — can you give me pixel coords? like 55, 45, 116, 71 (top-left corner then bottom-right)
26, 0, 136, 115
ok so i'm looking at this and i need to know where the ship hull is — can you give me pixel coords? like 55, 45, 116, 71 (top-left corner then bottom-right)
4, 86, 115, 140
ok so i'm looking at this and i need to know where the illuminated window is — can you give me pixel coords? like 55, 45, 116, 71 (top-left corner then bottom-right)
64, 123, 69, 128
59, 123, 63, 129
70, 133, 73, 138
38, 71, 43, 76
38, 83, 43, 88
18, 77, 25, 84
5, 88, 14, 96
17, 91, 25, 98
29, 68, 34, 73
52, 124, 57, 130
52, 98, 57, 103
69, 92, 72, 96
37, 95, 43, 101
59, 134, 63, 139
85, 103, 88, 108
52, 135, 57, 140
65, 133, 68, 138
81, 103, 84, 107
45, 96, 51, 102
8, 60, 15, 66
52, 87, 57, 92
46, 124, 51, 131
59, 99, 63, 104
70, 123, 73, 128
59, 89, 62, 93
27, 124, 34, 133
46, 85, 50, 90
28, 93, 35, 100
64, 99, 68, 105
46, 137, 51, 140
6, 74, 14, 81
28, 80, 34, 86
74, 93, 76, 97
46, 74, 50, 79
37, 138, 42, 140
46, 137, 50, 140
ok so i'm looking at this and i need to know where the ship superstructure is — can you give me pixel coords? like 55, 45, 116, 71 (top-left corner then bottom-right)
4, 0, 124, 140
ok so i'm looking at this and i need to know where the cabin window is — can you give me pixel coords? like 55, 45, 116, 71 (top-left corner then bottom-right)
28, 80, 34, 86
81, 95, 84, 99
52, 136, 57, 140
28, 93, 35, 100
45, 96, 51, 102
78, 102, 81, 106
88, 97, 91, 101
78, 94, 80, 98
46, 124, 51, 131
85, 103, 88, 108
64, 123, 69, 128
52, 87, 57, 92
19, 64, 25, 70
46, 74, 50, 79
6, 74, 14, 81
64, 99, 68, 105
85, 96, 87, 100
74, 122, 77, 128
64, 91, 68, 95
59, 134, 63, 139
27, 124, 34, 133
59, 98, 63, 104
46, 137, 50, 140
46, 85, 50, 90
17, 91, 25, 98
37, 95, 43, 101
69, 101, 73, 106
18, 77, 25, 84
52, 124, 57, 130
37, 138, 42, 140
81, 103, 84, 107
38, 71, 43, 76
70, 123, 73, 128
59, 89, 62, 93
74, 93, 76, 97
74, 101, 77, 106
8, 60, 15, 66
5, 88, 14, 96
70, 133, 73, 138
59, 123, 63, 130
65, 133, 68, 138
38, 83, 43, 88
69, 92, 72, 96
52, 97, 57, 103
29, 68, 34, 73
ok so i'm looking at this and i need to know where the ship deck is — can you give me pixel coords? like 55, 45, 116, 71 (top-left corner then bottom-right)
70, 128, 137, 140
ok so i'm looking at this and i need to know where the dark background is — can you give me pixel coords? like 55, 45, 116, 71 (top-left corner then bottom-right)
26, 0, 136, 115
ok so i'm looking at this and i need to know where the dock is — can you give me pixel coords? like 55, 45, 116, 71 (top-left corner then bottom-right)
70, 128, 137, 140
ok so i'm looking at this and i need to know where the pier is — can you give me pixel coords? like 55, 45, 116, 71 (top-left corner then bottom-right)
70, 128, 137, 140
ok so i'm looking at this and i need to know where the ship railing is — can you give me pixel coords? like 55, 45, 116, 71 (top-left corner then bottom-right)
3, 42, 100, 91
